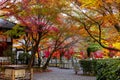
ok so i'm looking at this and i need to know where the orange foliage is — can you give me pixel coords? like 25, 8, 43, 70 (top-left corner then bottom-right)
78, 28, 88, 37
115, 52, 120, 57
52, 51, 60, 59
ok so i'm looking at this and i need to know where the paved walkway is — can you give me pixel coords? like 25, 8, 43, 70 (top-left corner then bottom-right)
33, 67, 96, 80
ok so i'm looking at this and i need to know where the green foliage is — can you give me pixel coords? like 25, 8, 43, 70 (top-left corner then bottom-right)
96, 59, 120, 80
18, 53, 31, 64
4, 25, 25, 38
88, 43, 102, 52
87, 43, 102, 57
3, 46, 16, 63
18, 53, 31, 60
3, 47, 12, 57
79, 59, 97, 75
80, 58, 120, 80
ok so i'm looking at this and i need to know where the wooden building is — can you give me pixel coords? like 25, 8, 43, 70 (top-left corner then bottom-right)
0, 18, 15, 56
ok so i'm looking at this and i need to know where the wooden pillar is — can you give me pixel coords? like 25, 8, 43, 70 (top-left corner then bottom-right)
30, 68, 33, 80
11, 69, 15, 80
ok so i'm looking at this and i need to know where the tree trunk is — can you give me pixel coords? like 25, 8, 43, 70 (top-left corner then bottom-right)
42, 52, 53, 70
38, 56, 41, 67
28, 50, 35, 68
28, 45, 38, 68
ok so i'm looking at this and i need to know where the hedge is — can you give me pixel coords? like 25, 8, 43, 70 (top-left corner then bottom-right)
79, 58, 120, 80
96, 58, 120, 80
79, 59, 97, 75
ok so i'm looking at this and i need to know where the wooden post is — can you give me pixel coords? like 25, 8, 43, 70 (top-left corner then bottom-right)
30, 68, 33, 80
11, 69, 15, 80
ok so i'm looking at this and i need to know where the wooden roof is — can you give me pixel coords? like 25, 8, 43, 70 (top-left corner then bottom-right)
0, 18, 15, 29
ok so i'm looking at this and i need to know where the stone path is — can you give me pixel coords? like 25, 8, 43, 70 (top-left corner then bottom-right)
33, 67, 96, 80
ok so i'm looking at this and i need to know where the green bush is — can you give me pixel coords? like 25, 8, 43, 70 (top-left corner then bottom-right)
96, 59, 120, 80
80, 58, 120, 80
18, 53, 31, 64
79, 59, 97, 75
3, 46, 16, 63
87, 43, 102, 57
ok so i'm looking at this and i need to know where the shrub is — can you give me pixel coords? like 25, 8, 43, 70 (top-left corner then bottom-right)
87, 43, 102, 57
18, 53, 31, 64
79, 59, 97, 75
96, 58, 120, 80
80, 58, 120, 80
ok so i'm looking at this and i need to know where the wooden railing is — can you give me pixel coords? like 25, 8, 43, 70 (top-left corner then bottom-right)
0, 57, 11, 65
49, 62, 73, 69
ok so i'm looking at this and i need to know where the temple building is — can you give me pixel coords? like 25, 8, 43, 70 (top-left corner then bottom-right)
0, 18, 15, 56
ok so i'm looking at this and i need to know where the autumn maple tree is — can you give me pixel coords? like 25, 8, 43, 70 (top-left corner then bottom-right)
1, 0, 120, 70
0, 0, 76, 69
55, 0, 120, 52
41, 23, 80, 69
0, 0, 57, 67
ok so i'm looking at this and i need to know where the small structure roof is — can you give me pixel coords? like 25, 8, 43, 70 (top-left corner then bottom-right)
0, 18, 15, 29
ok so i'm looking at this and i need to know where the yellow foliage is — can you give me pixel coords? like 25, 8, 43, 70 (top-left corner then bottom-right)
78, 0, 103, 8
13, 45, 22, 49
102, 48, 110, 58
90, 25, 99, 34
80, 0, 97, 6
116, 0, 120, 3
113, 42, 120, 49
101, 40, 108, 46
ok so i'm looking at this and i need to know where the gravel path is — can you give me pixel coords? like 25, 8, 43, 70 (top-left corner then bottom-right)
33, 67, 96, 80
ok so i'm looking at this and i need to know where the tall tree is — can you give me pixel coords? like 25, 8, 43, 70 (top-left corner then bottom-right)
2, 0, 69, 68
41, 24, 80, 70
56, 0, 120, 52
